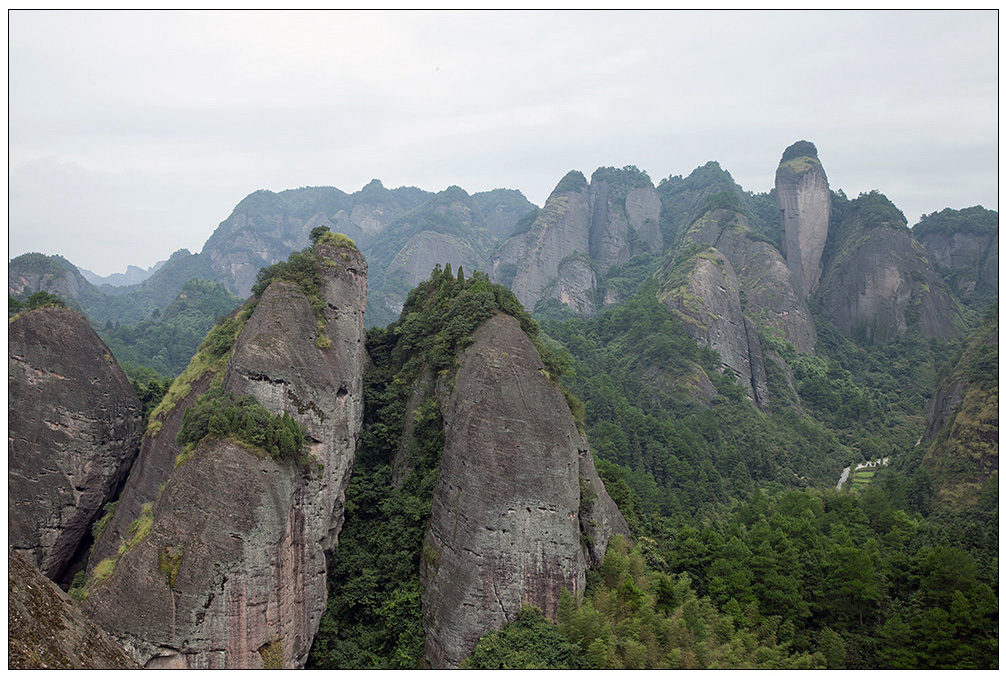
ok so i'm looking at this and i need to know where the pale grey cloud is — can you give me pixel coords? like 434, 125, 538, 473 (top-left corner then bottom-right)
9, 9, 998, 276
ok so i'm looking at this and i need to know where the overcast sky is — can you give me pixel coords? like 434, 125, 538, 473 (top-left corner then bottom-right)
9, 10, 999, 276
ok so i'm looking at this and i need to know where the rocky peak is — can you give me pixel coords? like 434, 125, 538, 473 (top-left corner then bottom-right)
491, 171, 592, 311
776, 140, 831, 298
9, 307, 144, 583
420, 313, 628, 667
815, 191, 961, 342
82, 239, 367, 668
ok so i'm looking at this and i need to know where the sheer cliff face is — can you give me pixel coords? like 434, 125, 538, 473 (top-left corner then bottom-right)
917, 229, 999, 296
83, 243, 367, 669
490, 170, 662, 316
495, 176, 593, 311
687, 209, 817, 354
8, 308, 143, 582
420, 314, 628, 668
816, 208, 961, 342
658, 251, 769, 407
776, 150, 831, 298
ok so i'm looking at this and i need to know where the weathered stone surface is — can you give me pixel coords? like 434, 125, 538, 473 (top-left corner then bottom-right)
8, 307, 143, 583
624, 185, 664, 253
588, 181, 632, 271
491, 172, 592, 311
917, 229, 999, 297
658, 252, 769, 408
8, 548, 139, 669
84, 242, 367, 668
541, 256, 597, 317
816, 223, 961, 342
686, 209, 816, 353
776, 144, 831, 298
386, 231, 484, 289
421, 314, 627, 667
577, 447, 631, 569
88, 370, 217, 570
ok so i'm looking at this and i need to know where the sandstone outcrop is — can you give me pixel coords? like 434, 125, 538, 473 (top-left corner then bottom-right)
420, 314, 629, 667
492, 171, 592, 311
8, 548, 139, 669
776, 141, 831, 298
815, 193, 961, 342
685, 209, 816, 353
490, 168, 663, 316
913, 206, 999, 299
540, 255, 598, 317
83, 241, 367, 668
8, 307, 143, 583
657, 251, 769, 407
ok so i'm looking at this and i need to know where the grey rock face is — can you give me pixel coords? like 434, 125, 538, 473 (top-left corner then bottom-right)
541, 256, 597, 317
496, 183, 592, 311
84, 243, 367, 668
492, 171, 663, 315
8, 308, 143, 582
658, 252, 769, 408
776, 152, 831, 298
421, 314, 627, 667
687, 209, 816, 353
816, 226, 960, 341
917, 229, 999, 296
624, 185, 664, 253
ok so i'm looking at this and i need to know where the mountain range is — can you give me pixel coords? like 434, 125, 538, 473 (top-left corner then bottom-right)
8, 140, 998, 668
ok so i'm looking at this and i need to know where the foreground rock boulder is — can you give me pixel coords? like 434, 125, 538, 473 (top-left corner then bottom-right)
420, 314, 629, 667
8, 548, 139, 669
8, 306, 143, 583
82, 238, 367, 668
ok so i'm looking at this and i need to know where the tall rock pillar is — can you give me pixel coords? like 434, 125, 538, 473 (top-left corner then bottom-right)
775, 141, 831, 298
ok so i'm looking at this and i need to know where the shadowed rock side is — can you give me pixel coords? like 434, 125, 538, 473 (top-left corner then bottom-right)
921, 312, 998, 510
491, 169, 663, 316
776, 143, 831, 298
420, 314, 628, 668
540, 255, 598, 317
917, 228, 999, 298
8, 307, 143, 583
8, 548, 139, 669
83, 242, 367, 668
87, 370, 217, 569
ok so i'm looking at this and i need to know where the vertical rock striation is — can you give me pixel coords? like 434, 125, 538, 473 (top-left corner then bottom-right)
776, 141, 830, 298
815, 192, 961, 342
8, 307, 143, 583
420, 314, 628, 667
83, 241, 367, 668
